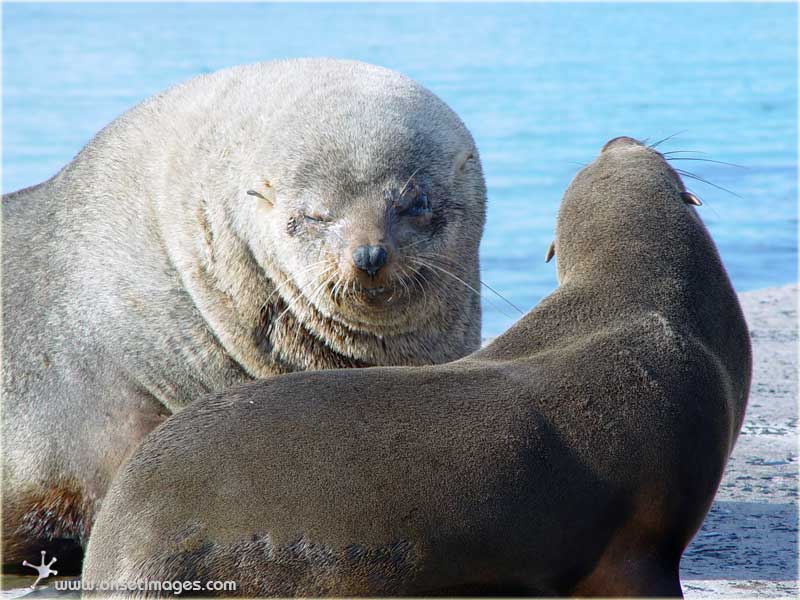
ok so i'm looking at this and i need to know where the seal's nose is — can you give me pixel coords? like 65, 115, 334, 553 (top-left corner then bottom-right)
352, 245, 388, 277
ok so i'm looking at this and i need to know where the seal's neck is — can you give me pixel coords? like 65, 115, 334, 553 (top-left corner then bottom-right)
478, 217, 746, 391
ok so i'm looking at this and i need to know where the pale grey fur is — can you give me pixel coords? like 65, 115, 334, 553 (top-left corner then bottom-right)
1, 59, 485, 563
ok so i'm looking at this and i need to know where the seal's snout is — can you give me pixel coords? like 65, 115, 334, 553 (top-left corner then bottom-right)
352, 244, 388, 277
601, 136, 644, 152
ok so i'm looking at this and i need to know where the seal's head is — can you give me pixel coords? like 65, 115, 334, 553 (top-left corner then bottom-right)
238, 61, 486, 336
548, 136, 704, 285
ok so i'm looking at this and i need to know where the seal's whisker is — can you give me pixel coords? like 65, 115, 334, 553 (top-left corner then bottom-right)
411, 265, 444, 312
400, 265, 427, 304
311, 271, 337, 308
332, 274, 348, 305
261, 277, 304, 313
260, 260, 330, 311
401, 263, 428, 306
414, 253, 524, 315
273, 269, 336, 327
674, 168, 743, 199
333, 272, 349, 303
662, 150, 709, 156
667, 157, 746, 169
409, 257, 519, 321
398, 237, 434, 252
272, 266, 334, 321
392, 269, 410, 304
399, 267, 413, 302
302, 281, 330, 323
399, 167, 423, 198
405, 264, 428, 306
648, 130, 687, 150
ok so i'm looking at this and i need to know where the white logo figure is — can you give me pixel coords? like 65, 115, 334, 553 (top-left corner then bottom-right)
22, 551, 57, 589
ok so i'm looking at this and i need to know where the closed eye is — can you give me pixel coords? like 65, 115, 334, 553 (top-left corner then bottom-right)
400, 191, 431, 217
304, 213, 332, 223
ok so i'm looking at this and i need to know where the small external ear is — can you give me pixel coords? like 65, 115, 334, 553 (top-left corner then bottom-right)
246, 189, 269, 202
545, 240, 555, 263
247, 178, 276, 207
681, 191, 702, 206
454, 150, 475, 175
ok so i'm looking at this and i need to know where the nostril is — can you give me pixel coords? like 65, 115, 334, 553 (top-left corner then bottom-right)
368, 246, 387, 269
352, 246, 369, 270
352, 244, 388, 276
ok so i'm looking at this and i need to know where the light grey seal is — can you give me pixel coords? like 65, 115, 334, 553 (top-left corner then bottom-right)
81, 136, 750, 597
1, 58, 486, 571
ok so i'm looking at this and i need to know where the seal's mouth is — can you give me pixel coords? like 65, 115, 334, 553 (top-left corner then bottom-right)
302, 270, 432, 332
330, 278, 415, 312
354, 285, 397, 307
298, 266, 429, 327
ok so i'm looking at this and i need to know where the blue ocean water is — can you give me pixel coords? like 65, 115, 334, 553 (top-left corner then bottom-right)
3, 2, 797, 338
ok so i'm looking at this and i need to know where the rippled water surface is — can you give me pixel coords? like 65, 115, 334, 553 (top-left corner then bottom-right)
3, 2, 797, 337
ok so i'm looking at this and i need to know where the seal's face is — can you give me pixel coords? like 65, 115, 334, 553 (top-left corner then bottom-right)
249, 146, 484, 333
551, 136, 699, 284
230, 66, 486, 337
